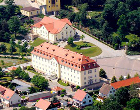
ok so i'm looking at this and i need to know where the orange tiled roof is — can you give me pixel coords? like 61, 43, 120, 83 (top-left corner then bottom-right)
31, 42, 99, 71
51, 86, 63, 91
73, 89, 87, 101
111, 76, 140, 89
32, 16, 72, 34
8, 66, 17, 71
0, 85, 15, 100
35, 99, 51, 110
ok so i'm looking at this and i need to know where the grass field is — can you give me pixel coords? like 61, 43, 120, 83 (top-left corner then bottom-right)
30, 38, 46, 47
65, 41, 102, 57
0, 42, 19, 55
0, 58, 29, 68
58, 80, 68, 86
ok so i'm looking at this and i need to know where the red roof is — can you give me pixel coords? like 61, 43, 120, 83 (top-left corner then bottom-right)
111, 76, 140, 89
8, 67, 17, 71
73, 89, 87, 101
33, 16, 72, 34
31, 42, 99, 71
0, 85, 15, 100
51, 86, 63, 91
35, 99, 51, 110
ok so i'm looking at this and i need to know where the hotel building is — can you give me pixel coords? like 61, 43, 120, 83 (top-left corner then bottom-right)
31, 42, 100, 87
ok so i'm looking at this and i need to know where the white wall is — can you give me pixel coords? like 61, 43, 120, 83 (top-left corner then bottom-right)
9, 93, 21, 105
81, 94, 93, 106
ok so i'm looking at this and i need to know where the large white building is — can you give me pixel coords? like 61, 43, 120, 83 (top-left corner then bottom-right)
31, 42, 100, 87
32, 16, 75, 43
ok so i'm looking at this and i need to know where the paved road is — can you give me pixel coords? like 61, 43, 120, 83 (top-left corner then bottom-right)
97, 56, 140, 79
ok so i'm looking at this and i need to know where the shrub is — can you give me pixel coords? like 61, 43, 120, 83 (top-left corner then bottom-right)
83, 88, 86, 91
76, 45, 81, 50
76, 85, 80, 89
18, 104, 21, 107
61, 94, 64, 97
62, 89, 66, 93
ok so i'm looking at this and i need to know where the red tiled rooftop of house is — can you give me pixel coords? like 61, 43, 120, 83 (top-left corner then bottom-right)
51, 86, 63, 91
73, 89, 87, 101
33, 16, 72, 34
35, 99, 51, 110
31, 42, 99, 71
111, 76, 140, 89
8, 67, 17, 71
0, 85, 15, 100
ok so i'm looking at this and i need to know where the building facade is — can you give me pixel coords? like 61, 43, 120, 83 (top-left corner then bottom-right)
31, 42, 100, 87
21, 6, 40, 17
32, 16, 75, 43
34, 0, 60, 14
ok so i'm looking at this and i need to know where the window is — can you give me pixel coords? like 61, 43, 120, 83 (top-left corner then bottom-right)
88, 70, 92, 74
84, 77, 86, 80
110, 91, 112, 93
66, 27, 68, 29
31, 12, 32, 15
37, 11, 38, 14
89, 100, 91, 102
95, 69, 96, 72
95, 75, 96, 77
84, 82, 86, 84
84, 71, 86, 75
83, 101, 86, 104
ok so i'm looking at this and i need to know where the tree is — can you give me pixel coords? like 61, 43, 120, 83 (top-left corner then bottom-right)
9, 44, 16, 55
126, 98, 140, 110
84, 106, 93, 110
18, 26, 29, 36
61, 94, 64, 98
80, 35, 85, 41
129, 84, 139, 99
5, 0, 15, 5
67, 37, 74, 45
101, 98, 122, 110
111, 76, 117, 83
31, 75, 49, 90
119, 75, 124, 81
126, 74, 131, 79
134, 73, 140, 77
51, 96, 58, 103
99, 68, 107, 78
0, 44, 7, 53
8, 16, 20, 37
0, 67, 2, 71
115, 87, 130, 106
1, 60, 4, 66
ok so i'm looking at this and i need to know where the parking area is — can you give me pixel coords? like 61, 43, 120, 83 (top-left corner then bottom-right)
97, 56, 140, 79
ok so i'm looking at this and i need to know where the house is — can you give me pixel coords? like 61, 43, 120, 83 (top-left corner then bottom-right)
97, 83, 116, 101
111, 76, 140, 90
33, 0, 60, 15
32, 16, 75, 43
51, 86, 63, 95
7, 66, 17, 71
21, 6, 40, 18
35, 99, 57, 110
31, 42, 100, 87
72, 89, 93, 108
26, 91, 52, 101
0, 85, 21, 107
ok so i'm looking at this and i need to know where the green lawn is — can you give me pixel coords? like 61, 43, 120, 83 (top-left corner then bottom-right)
65, 41, 102, 57
87, 10, 102, 18
0, 77, 12, 81
30, 38, 46, 47
0, 57, 30, 68
0, 0, 3, 3
27, 70, 41, 75
0, 42, 20, 55
58, 80, 68, 86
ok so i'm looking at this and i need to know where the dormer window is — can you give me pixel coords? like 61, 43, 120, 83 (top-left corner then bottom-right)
72, 56, 74, 58
94, 63, 96, 66
65, 61, 67, 63
49, 55, 51, 58
78, 58, 81, 61
71, 64, 73, 66
61, 60, 64, 62
75, 65, 77, 67
37, 51, 39, 53
65, 53, 68, 56
68, 63, 70, 65
52, 49, 55, 51
88, 64, 90, 68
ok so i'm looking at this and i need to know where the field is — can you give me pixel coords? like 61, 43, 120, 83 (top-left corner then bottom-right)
65, 41, 102, 57
30, 38, 46, 47
0, 57, 29, 68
